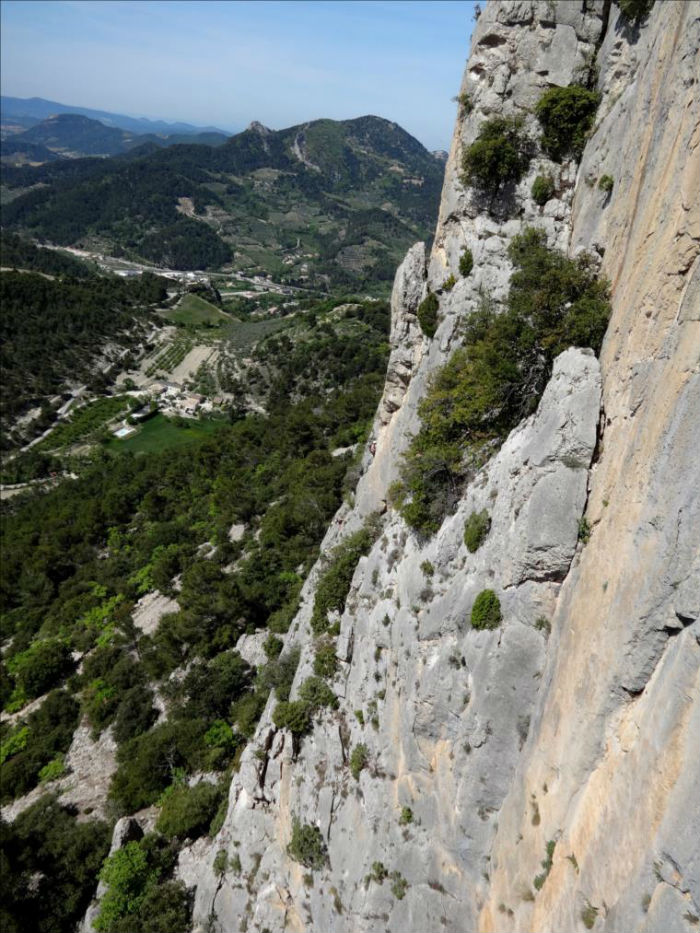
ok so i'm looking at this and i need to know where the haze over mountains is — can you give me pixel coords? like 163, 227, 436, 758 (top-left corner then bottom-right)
1, 95, 230, 137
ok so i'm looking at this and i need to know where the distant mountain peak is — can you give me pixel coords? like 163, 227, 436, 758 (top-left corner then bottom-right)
247, 121, 272, 135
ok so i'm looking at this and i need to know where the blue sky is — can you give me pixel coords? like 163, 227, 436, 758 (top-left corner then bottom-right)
1, 0, 477, 150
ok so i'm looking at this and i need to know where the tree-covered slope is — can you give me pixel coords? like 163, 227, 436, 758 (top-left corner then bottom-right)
1, 115, 444, 284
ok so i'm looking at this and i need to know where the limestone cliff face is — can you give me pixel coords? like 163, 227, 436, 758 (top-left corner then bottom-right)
185, 3, 700, 931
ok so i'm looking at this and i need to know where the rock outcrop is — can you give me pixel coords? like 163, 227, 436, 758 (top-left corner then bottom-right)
184, 3, 700, 932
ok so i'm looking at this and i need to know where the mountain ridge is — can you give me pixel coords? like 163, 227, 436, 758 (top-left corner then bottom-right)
1, 94, 230, 137
2, 114, 446, 286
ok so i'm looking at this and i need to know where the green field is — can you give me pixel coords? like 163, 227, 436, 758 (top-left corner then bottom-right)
107, 413, 225, 455
164, 293, 230, 327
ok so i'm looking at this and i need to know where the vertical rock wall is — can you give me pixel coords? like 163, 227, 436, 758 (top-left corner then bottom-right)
482, 2, 700, 931
186, 3, 700, 931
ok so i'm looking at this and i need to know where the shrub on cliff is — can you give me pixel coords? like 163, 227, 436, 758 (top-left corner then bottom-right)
311, 522, 379, 634
464, 510, 491, 553
287, 818, 327, 870
298, 675, 338, 711
461, 117, 532, 193
313, 638, 338, 678
95, 835, 190, 933
471, 589, 502, 630
417, 292, 439, 337
391, 228, 610, 535
531, 174, 555, 206
459, 248, 474, 277
349, 742, 369, 780
272, 699, 312, 735
155, 780, 223, 841
535, 86, 600, 162
618, 0, 655, 24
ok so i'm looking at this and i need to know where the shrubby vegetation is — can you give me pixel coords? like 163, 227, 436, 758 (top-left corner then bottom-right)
0, 690, 79, 803
272, 699, 312, 736
531, 174, 555, 206
391, 228, 610, 534
417, 292, 439, 338
155, 779, 224, 841
287, 818, 327, 870
535, 86, 600, 162
618, 0, 655, 24
598, 174, 614, 193
459, 248, 474, 277
470, 589, 502, 630
311, 521, 380, 634
272, 676, 338, 743
0, 795, 110, 933
349, 743, 369, 780
461, 117, 532, 194
463, 510, 491, 553
95, 834, 190, 933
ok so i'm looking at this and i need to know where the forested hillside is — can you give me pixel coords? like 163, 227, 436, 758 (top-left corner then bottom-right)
0, 241, 167, 440
0, 286, 389, 931
1, 115, 444, 286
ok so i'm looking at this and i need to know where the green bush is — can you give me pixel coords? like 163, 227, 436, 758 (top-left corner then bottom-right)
390, 871, 409, 900
366, 860, 388, 885
272, 699, 312, 736
1, 796, 110, 933
38, 754, 66, 783
391, 228, 610, 535
287, 818, 327, 870
8, 639, 74, 700
263, 634, 283, 659
1, 689, 79, 803
417, 292, 439, 338
461, 117, 532, 193
618, 0, 654, 23
459, 248, 474, 277
180, 651, 252, 721
463, 510, 491, 553
112, 685, 157, 745
256, 646, 301, 702
108, 719, 208, 814
399, 806, 413, 825
213, 849, 228, 876
298, 676, 338, 711
535, 86, 600, 162
531, 174, 555, 206
442, 274, 456, 292
155, 781, 223, 841
311, 523, 378, 634
95, 835, 190, 933
313, 639, 338, 678
349, 743, 369, 780
471, 589, 502, 630
533, 839, 556, 891
598, 174, 614, 193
